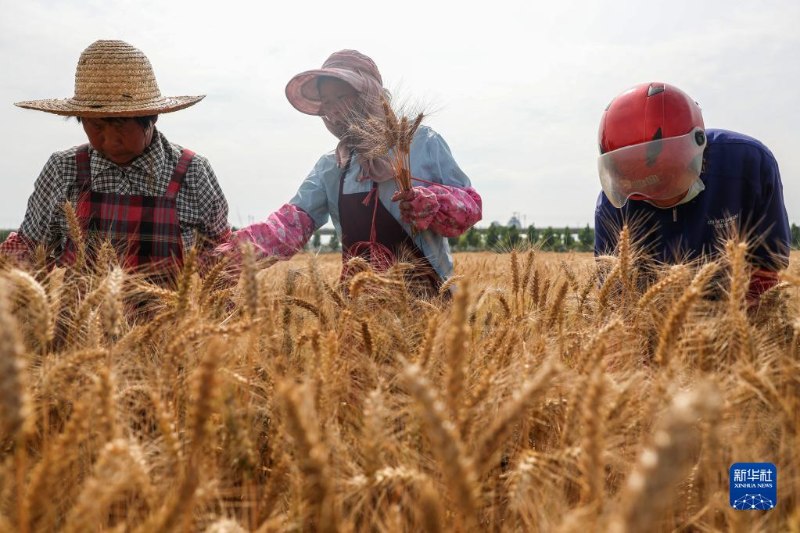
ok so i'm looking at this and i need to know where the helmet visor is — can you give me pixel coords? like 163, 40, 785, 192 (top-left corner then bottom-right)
598, 127, 706, 208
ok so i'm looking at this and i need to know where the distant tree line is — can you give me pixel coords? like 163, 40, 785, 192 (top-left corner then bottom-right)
3, 223, 800, 253
447, 223, 597, 252
304, 224, 598, 253
307, 222, 800, 253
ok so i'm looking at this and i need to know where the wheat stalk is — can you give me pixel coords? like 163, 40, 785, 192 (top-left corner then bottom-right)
608, 382, 721, 533
402, 362, 479, 530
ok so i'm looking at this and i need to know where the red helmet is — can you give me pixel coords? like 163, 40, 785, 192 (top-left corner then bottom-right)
597, 82, 707, 208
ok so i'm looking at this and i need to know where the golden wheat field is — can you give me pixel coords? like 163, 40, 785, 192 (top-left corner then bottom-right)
1, 238, 799, 532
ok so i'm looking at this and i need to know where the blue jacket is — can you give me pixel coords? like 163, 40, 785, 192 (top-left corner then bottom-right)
289, 126, 472, 279
594, 129, 790, 270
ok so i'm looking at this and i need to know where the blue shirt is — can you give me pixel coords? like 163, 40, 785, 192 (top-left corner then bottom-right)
289, 126, 472, 278
594, 129, 790, 270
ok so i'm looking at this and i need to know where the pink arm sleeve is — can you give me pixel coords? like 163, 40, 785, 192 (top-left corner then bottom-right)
219, 204, 316, 259
0, 232, 35, 265
427, 185, 482, 238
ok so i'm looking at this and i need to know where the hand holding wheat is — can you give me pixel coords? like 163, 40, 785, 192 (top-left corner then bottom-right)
392, 187, 439, 231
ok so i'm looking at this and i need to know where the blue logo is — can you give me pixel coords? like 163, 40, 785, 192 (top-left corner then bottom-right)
729, 463, 777, 510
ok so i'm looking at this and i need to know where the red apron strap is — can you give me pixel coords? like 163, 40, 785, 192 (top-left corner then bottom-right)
165, 148, 194, 199
75, 144, 92, 190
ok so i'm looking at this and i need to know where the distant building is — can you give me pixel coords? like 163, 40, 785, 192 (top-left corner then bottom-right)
507, 215, 522, 229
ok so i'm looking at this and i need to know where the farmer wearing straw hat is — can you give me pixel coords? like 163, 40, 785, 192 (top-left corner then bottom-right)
0, 40, 230, 274
218, 50, 481, 297
594, 82, 790, 301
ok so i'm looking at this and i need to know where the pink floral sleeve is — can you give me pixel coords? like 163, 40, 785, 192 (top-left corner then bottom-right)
0, 232, 35, 265
217, 204, 316, 259
428, 185, 482, 237
393, 185, 482, 237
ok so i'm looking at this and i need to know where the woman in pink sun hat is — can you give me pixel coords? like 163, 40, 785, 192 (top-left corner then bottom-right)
220, 49, 482, 297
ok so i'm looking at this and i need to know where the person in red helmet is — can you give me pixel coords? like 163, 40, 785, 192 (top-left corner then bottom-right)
594, 82, 790, 301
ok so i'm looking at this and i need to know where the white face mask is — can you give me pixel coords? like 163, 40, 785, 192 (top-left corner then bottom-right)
644, 177, 705, 209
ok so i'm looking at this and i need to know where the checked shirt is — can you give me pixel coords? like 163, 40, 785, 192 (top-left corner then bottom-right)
9, 129, 229, 262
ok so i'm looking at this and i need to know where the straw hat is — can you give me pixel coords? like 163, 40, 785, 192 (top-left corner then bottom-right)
286, 50, 383, 116
14, 40, 204, 117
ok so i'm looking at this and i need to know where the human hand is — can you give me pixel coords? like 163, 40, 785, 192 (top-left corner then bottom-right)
391, 186, 439, 231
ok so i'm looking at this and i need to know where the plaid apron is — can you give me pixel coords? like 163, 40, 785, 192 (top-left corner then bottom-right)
60, 144, 193, 275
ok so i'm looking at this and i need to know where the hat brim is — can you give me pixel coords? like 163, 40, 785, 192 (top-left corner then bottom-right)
13, 95, 205, 118
285, 68, 368, 116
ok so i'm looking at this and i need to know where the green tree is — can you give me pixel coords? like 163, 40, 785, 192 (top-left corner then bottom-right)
505, 224, 521, 248
792, 223, 800, 249
578, 224, 594, 252
311, 231, 322, 250
526, 224, 538, 245
540, 227, 557, 251
562, 226, 574, 250
485, 223, 501, 249
459, 227, 482, 250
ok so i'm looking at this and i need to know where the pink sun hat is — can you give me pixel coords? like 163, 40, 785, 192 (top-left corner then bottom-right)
285, 49, 383, 116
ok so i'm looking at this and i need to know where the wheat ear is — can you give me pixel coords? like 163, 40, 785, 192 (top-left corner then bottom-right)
0, 281, 34, 533
578, 363, 605, 508
608, 382, 721, 533
63, 439, 155, 533
445, 279, 471, 424
279, 382, 338, 533
475, 359, 558, 474
402, 363, 479, 529
63, 201, 86, 271
725, 240, 753, 362
654, 262, 718, 366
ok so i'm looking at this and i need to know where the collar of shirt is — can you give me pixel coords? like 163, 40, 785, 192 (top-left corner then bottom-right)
644, 177, 706, 209
87, 129, 168, 183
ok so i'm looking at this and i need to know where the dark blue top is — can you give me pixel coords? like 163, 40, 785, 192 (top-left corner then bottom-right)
594, 129, 790, 270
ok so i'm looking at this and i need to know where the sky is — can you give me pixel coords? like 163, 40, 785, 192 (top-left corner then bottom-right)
0, 0, 798, 230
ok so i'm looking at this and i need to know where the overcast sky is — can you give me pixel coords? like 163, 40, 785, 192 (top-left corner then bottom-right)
1, 0, 798, 230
